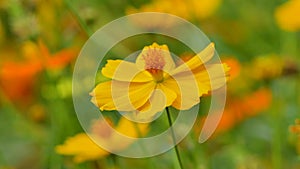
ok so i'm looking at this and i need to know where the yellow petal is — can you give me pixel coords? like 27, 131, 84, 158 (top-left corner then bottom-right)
102, 60, 153, 82
163, 75, 200, 110
171, 43, 215, 75
157, 83, 177, 106
90, 81, 116, 111
193, 63, 230, 93
55, 133, 109, 163
165, 63, 229, 110
91, 80, 156, 111
134, 84, 177, 120
135, 42, 175, 72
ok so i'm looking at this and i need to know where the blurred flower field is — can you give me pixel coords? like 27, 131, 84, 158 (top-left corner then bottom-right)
0, 0, 300, 169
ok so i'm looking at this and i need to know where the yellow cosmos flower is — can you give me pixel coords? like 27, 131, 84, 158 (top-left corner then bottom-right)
56, 117, 148, 163
275, 0, 300, 32
91, 43, 229, 120
127, 0, 222, 21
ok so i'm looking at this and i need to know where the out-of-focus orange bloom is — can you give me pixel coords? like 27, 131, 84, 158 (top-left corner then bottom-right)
290, 119, 300, 134
290, 119, 300, 153
197, 88, 272, 136
0, 60, 42, 103
23, 40, 78, 70
222, 57, 241, 80
275, 0, 300, 32
0, 40, 78, 103
36, 40, 78, 70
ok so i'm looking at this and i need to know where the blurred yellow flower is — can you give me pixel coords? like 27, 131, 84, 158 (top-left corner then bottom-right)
275, 0, 300, 31
250, 55, 283, 80
56, 117, 148, 163
56, 133, 109, 163
127, 0, 222, 20
91, 42, 229, 120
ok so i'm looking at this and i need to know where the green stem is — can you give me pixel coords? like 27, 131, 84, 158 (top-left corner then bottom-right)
64, 0, 93, 37
166, 107, 184, 169
110, 154, 117, 169
63, 0, 132, 56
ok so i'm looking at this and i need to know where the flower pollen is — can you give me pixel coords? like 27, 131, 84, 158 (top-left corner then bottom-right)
143, 47, 166, 82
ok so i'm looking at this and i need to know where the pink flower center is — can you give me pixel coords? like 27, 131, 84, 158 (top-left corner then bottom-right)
143, 48, 166, 82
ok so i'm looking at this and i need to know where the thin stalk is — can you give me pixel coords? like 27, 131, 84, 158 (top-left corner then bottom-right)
63, 0, 132, 56
64, 0, 93, 37
110, 154, 118, 169
166, 107, 184, 169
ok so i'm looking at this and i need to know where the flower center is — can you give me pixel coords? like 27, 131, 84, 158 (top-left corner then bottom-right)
143, 48, 165, 82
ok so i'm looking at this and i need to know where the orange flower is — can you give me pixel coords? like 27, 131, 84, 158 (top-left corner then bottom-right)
222, 57, 241, 80
36, 40, 78, 70
290, 119, 300, 153
197, 88, 272, 135
290, 119, 300, 134
0, 60, 42, 103
0, 40, 78, 103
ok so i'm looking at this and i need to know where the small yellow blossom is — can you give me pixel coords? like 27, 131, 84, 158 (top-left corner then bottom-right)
91, 42, 229, 120
250, 55, 283, 80
56, 133, 109, 163
127, 0, 222, 21
275, 0, 300, 32
56, 117, 148, 163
